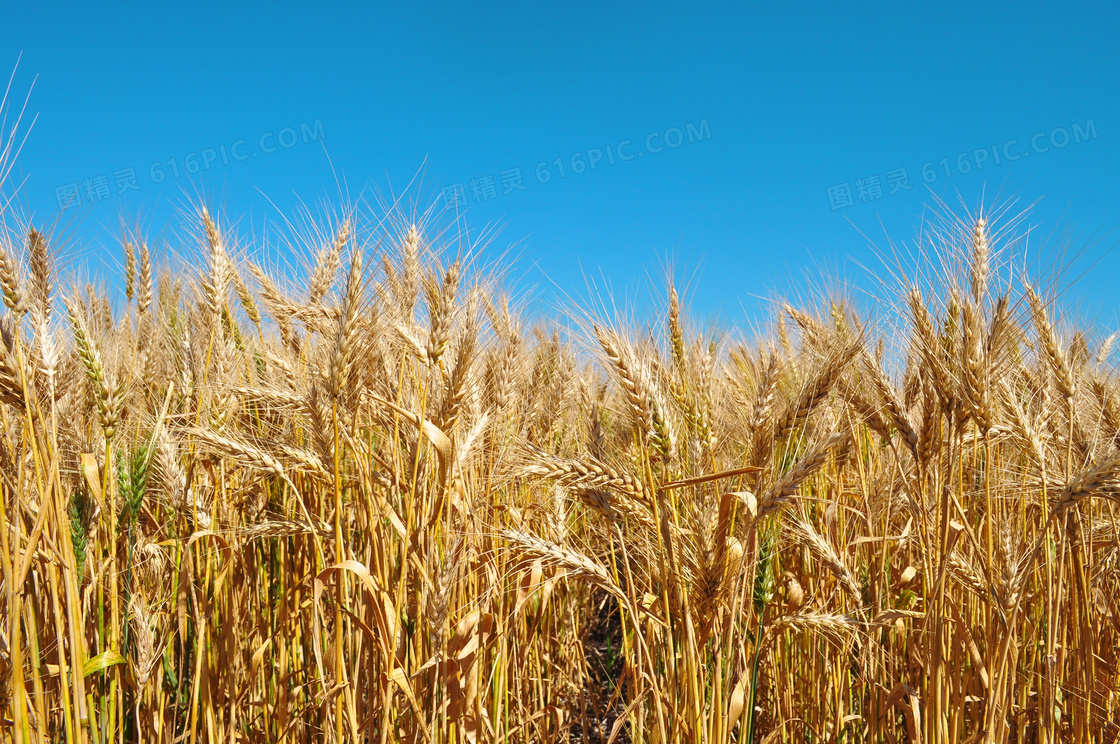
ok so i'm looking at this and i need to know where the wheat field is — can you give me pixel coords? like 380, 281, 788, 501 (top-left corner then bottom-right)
0, 182, 1118, 744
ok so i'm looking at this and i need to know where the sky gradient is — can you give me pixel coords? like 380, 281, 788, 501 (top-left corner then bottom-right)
3, 1, 1119, 327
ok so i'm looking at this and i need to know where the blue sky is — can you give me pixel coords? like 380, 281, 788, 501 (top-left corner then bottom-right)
3, 1, 1119, 327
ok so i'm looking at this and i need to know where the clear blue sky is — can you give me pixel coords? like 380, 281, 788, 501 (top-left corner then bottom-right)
4, 1, 1119, 326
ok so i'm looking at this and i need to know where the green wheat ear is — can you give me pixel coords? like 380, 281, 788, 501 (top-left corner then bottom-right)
752, 526, 776, 616
68, 489, 89, 579
117, 444, 152, 526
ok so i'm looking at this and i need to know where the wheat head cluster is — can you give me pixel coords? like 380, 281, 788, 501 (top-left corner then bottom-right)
0, 190, 1117, 744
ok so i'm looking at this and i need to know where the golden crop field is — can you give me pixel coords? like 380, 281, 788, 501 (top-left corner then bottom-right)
0, 191, 1117, 744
